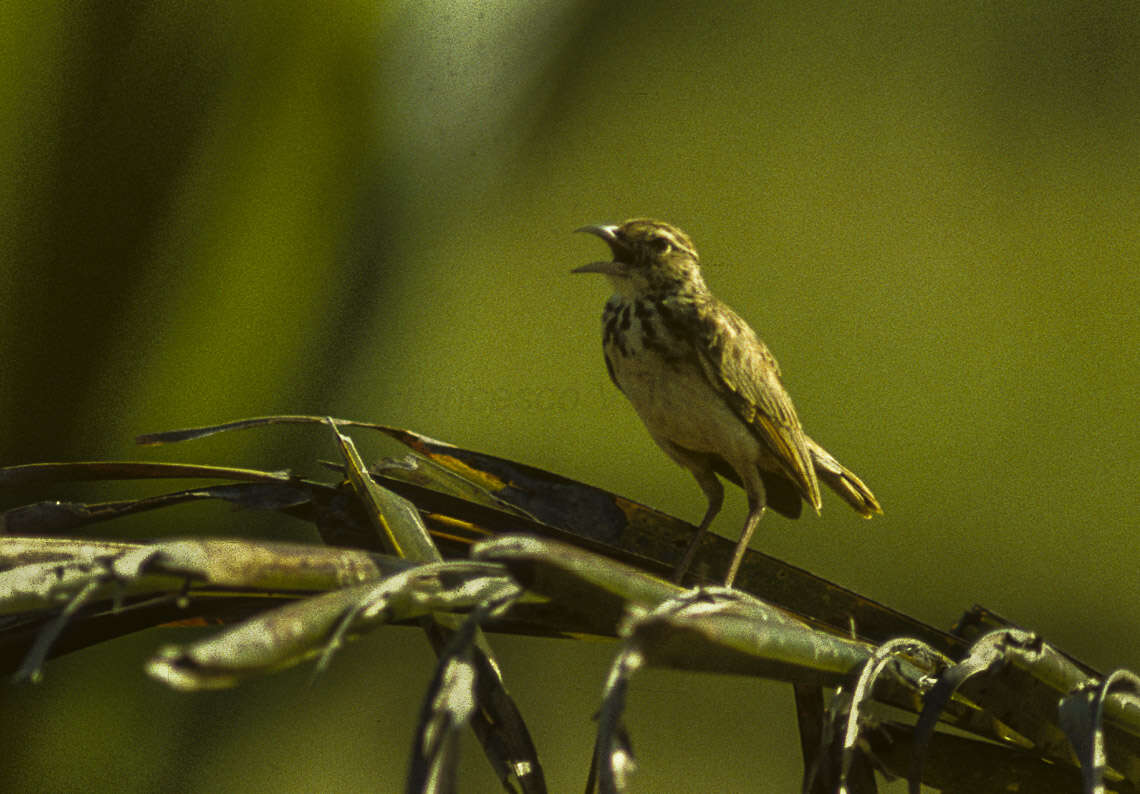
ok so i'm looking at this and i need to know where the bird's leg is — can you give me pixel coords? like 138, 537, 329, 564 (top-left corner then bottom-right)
672, 471, 723, 584
724, 496, 765, 588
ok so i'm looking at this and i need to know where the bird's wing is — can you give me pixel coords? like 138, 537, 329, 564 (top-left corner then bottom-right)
672, 294, 822, 512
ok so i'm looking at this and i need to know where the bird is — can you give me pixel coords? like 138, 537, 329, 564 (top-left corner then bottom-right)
573, 218, 881, 587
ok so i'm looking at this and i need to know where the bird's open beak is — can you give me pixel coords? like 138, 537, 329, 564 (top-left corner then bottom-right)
574, 224, 618, 242
572, 224, 623, 275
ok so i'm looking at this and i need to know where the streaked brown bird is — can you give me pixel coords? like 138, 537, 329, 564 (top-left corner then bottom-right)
574, 219, 881, 587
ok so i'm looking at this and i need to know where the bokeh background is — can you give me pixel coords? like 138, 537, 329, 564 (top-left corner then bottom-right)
3, 1, 1138, 791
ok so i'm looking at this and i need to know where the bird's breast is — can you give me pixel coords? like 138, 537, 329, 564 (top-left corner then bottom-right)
602, 297, 689, 366
600, 297, 760, 460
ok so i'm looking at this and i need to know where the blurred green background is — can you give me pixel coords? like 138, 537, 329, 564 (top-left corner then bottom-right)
2, 1, 1138, 790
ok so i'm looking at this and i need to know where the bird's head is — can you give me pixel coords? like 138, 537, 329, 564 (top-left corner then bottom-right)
573, 219, 706, 297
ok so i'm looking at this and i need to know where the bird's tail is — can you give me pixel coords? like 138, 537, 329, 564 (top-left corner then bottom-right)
804, 435, 882, 518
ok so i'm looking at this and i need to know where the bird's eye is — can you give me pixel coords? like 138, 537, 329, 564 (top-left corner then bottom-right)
648, 236, 671, 254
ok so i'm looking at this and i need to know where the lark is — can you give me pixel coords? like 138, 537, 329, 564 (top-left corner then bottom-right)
574, 219, 881, 587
